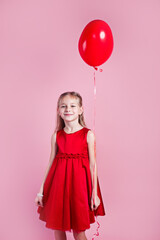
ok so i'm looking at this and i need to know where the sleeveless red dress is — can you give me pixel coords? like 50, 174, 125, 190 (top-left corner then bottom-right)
37, 127, 105, 232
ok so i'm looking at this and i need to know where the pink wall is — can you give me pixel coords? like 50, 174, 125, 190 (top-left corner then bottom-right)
0, 0, 160, 240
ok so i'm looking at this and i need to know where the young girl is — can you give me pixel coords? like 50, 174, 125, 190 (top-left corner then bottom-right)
35, 91, 105, 240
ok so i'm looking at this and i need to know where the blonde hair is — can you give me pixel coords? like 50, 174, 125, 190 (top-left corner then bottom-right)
54, 91, 87, 132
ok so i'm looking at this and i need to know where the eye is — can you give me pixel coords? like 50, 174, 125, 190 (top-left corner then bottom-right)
71, 106, 76, 107
61, 106, 65, 108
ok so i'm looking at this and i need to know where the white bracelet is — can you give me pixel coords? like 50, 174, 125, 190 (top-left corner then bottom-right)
37, 193, 43, 197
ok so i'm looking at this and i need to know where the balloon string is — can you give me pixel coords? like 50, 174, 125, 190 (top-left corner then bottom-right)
93, 69, 96, 206
91, 216, 100, 240
91, 68, 102, 240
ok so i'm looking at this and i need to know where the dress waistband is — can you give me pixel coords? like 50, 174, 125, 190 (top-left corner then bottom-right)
56, 152, 88, 158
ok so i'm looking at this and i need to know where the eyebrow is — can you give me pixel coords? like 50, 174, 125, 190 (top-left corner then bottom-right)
60, 103, 77, 105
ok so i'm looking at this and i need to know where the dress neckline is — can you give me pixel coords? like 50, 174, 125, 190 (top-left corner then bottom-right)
63, 127, 85, 135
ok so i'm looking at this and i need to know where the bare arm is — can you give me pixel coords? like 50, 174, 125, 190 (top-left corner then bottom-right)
38, 131, 58, 194
87, 130, 98, 196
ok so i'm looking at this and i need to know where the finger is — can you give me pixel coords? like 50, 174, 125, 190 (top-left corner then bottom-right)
38, 200, 42, 206
40, 200, 43, 207
90, 200, 92, 208
92, 202, 94, 210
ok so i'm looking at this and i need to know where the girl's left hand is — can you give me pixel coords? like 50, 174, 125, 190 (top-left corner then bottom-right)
91, 194, 100, 211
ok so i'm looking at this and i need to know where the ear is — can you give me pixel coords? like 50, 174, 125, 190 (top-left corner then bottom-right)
57, 108, 60, 116
79, 106, 83, 115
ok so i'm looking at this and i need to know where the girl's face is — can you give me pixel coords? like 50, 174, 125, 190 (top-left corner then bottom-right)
58, 95, 83, 122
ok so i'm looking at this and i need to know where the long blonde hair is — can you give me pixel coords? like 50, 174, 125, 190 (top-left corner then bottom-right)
54, 91, 87, 132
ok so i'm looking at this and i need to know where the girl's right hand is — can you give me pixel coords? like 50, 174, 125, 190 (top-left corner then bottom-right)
35, 195, 44, 207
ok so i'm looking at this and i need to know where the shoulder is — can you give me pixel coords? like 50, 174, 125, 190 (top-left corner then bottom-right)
51, 130, 57, 138
51, 130, 57, 144
86, 129, 95, 144
51, 128, 64, 141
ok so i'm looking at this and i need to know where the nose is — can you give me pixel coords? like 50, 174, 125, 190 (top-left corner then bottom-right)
65, 106, 71, 111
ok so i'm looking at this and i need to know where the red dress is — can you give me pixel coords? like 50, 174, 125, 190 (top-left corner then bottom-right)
37, 127, 105, 232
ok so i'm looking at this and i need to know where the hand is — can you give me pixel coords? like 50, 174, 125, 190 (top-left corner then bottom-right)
35, 195, 44, 207
91, 194, 100, 211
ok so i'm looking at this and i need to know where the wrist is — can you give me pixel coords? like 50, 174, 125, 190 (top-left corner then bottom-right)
39, 187, 44, 194
37, 193, 43, 197
91, 191, 97, 197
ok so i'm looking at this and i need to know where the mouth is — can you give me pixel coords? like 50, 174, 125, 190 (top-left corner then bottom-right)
64, 114, 73, 116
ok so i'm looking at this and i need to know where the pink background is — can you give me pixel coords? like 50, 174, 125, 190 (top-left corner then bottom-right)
1, 0, 160, 240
